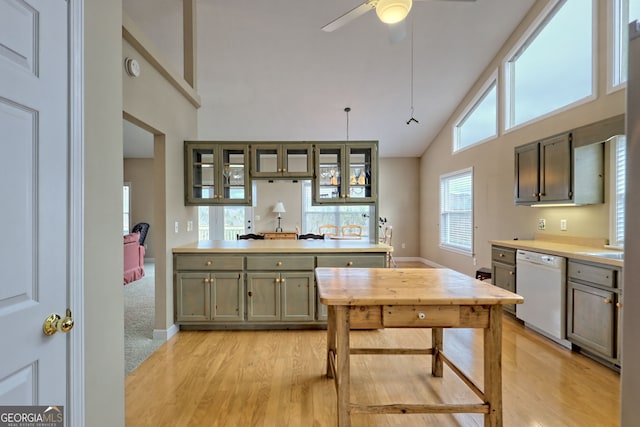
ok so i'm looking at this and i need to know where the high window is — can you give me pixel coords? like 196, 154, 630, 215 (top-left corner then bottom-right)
454, 74, 497, 152
440, 168, 473, 255
504, 0, 594, 129
611, 0, 640, 89
610, 136, 626, 248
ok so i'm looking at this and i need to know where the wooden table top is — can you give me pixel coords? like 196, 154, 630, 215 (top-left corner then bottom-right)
315, 268, 524, 306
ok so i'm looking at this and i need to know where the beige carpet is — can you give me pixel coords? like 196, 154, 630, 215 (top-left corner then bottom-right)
124, 262, 162, 376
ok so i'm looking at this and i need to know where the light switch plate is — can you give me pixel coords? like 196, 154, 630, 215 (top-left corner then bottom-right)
560, 219, 567, 231
174, 221, 179, 233
538, 218, 546, 230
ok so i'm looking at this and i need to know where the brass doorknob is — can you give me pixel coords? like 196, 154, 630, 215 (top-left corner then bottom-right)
43, 309, 74, 336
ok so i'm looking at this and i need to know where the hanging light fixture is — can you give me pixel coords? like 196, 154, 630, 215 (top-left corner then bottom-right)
376, 0, 412, 24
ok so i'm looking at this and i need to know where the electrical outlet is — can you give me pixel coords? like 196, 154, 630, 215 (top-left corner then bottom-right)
538, 218, 546, 230
255, 215, 261, 221
560, 219, 567, 231
174, 221, 179, 233
401, 243, 406, 249
187, 220, 193, 232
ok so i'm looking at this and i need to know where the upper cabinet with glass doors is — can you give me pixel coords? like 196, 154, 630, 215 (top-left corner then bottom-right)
250, 143, 313, 178
313, 142, 377, 204
184, 142, 251, 206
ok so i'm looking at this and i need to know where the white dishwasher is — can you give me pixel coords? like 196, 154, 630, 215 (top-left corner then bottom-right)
516, 250, 571, 348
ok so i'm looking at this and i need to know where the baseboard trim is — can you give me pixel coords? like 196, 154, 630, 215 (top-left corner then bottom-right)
395, 256, 443, 268
153, 323, 179, 341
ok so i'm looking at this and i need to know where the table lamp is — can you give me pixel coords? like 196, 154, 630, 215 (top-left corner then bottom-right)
272, 202, 286, 232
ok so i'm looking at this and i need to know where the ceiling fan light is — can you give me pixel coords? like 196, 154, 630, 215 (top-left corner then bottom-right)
376, 0, 412, 24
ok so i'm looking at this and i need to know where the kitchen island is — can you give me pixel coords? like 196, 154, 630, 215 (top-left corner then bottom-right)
172, 240, 392, 329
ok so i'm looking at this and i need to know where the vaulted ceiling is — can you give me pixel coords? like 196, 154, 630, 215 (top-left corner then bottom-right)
123, 0, 535, 157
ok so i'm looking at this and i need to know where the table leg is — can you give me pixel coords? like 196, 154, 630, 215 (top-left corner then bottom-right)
327, 305, 336, 378
335, 305, 351, 427
431, 327, 443, 377
484, 304, 503, 427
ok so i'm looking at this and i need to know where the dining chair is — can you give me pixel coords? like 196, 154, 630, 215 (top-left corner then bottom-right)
341, 224, 362, 238
318, 224, 338, 236
237, 233, 265, 240
380, 225, 397, 267
298, 233, 325, 240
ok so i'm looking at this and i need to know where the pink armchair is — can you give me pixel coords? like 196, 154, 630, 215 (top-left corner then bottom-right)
124, 232, 145, 284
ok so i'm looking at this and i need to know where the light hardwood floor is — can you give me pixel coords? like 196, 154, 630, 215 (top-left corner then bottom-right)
126, 263, 620, 426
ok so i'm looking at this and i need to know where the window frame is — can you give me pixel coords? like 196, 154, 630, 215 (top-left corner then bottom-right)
609, 135, 626, 249
453, 70, 498, 153
439, 167, 474, 256
502, 0, 597, 132
123, 182, 131, 235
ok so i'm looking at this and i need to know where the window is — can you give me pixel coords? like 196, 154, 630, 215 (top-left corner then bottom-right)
454, 75, 497, 152
199, 204, 252, 240
301, 182, 372, 238
505, 0, 594, 129
610, 136, 626, 248
440, 168, 473, 254
123, 182, 131, 234
611, 0, 640, 88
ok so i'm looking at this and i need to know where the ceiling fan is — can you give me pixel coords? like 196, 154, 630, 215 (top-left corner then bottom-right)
321, 0, 476, 33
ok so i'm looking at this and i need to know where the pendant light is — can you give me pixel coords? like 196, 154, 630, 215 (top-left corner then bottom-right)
376, 0, 412, 24
406, 17, 419, 125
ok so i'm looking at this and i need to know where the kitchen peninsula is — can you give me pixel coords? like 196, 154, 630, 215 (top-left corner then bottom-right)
173, 240, 392, 329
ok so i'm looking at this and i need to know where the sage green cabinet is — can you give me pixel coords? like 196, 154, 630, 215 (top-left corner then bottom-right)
566, 260, 621, 364
490, 246, 516, 315
250, 143, 313, 178
514, 132, 603, 206
176, 271, 244, 323
246, 272, 315, 322
314, 142, 377, 204
184, 141, 251, 205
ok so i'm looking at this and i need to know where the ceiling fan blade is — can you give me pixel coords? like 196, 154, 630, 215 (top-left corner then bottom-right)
321, 2, 376, 32
414, 0, 476, 2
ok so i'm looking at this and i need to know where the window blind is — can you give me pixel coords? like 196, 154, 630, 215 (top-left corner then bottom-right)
440, 168, 473, 254
613, 136, 626, 247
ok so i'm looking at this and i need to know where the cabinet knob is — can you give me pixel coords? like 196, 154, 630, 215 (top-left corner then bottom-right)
281, 278, 286, 284
248, 291, 253, 297
539, 192, 545, 197
347, 261, 353, 266
275, 278, 280, 283
616, 302, 623, 308
499, 253, 504, 257
204, 278, 209, 284
417, 312, 426, 320
604, 298, 612, 304
206, 261, 212, 266
532, 193, 537, 198
509, 271, 514, 276
277, 261, 283, 266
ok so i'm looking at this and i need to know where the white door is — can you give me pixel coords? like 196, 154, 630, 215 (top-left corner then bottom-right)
0, 0, 70, 412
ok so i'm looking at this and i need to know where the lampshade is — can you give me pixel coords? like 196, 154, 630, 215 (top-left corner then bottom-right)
376, 0, 412, 24
272, 202, 286, 214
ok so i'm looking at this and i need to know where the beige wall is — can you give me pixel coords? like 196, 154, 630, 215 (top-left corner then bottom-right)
124, 158, 155, 258
253, 180, 304, 233
84, 0, 124, 424
419, 0, 625, 276
122, 29, 199, 333
379, 157, 420, 258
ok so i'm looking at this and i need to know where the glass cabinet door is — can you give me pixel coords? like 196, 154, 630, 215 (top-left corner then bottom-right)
346, 144, 376, 203
314, 145, 344, 203
251, 144, 280, 176
220, 145, 251, 205
185, 144, 216, 204
282, 144, 313, 177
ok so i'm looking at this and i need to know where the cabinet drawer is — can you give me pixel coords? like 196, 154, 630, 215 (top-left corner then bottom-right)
175, 255, 243, 271
383, 305, 489, 328
568, 261, 615, 288
491, 247, 516, 265
246, 255, 314, 270
316, 255, 386, 268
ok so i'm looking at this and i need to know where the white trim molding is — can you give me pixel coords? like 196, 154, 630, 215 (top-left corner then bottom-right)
153, 324, 179, 341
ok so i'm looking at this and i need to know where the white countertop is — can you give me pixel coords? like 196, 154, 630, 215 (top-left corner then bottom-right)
490, 239, 623, 267
173, 240, 393, 254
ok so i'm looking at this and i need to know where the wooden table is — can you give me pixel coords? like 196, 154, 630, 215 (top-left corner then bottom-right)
315, 268, 524, 427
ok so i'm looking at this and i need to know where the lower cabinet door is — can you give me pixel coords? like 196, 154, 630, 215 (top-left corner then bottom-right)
491, 262, 516, 314
211, 272, 244, 322
176, 272, 210, 321
281, 272, 314, 321
567, 281, 615, 358
247, 272, 280, 321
